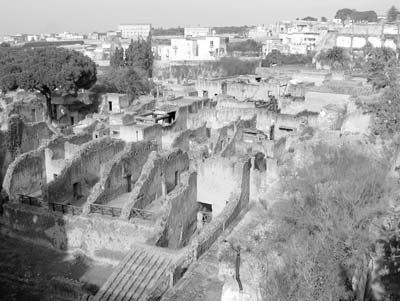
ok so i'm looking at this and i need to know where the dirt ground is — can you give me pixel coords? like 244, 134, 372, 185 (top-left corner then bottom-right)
0, 234, 114, 300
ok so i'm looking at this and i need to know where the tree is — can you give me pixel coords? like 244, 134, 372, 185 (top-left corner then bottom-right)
387, 5, 400, 22
93, 66, 152, 97
321, 17, 328, 22
335, 8, 354, 22
302, 16, 317, 22
365, 47, 398, 89
125, 37, 154, 77
0, 47, 97, 120
110, 47, 125, 68
335, 8, 378, 23
316, 47, 350, 70
0, 42, 10, 48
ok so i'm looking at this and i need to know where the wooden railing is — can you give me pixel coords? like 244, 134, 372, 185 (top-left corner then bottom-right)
90, 204, 122, 217
130, 207, 155, 220
19, 195, 43, 207
49, 202, 83, 216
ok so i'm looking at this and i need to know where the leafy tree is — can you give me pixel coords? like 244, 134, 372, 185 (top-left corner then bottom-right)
335, 8, 378, 23
365, 47, 398, 89
387, 5, 400, 22
93, 67, 152, 97
227, 39, 262, 55
302, 16, 317, 21
321, 16, 328, 22
316, 47, 350, 70
335, 8, 354, 22
262, 50, 312, 67
110, 47, 125, 68
0, 47, 97, 120
125, 37, 154, 77
0, 42, 10, 48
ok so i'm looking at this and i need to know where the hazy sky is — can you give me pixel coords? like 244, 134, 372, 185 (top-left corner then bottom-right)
0, 0, 396, 36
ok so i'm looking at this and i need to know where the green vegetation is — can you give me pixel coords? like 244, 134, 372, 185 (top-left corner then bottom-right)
316, 47, 350, 70
211, 57, 258, 76
105, 38, 154, 97
213, 26, 249, 36
110, 38, 154, 77
152, 27, 184, 36
93, 67, 152, 97
262, 50, 313, 67
335, 8, 378, 23
302, 16, 318, 21
387, 5, 400, 22
0, 47, 97, 120
227, 39, 262, 55
261, 144, 389, 300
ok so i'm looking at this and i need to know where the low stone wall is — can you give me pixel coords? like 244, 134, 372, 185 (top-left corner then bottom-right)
1, 202, 158, 261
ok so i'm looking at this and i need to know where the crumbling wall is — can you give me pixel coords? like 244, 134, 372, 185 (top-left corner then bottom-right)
44, 133, 92, 183
43, 138, 126, 204
1, 203, 157, 260
20, 122, 54, 154
162, 106, 188, 133
196, 80, 280, 101
87, 141, 157, 207
3, 148, 46, 201
156, 171, 200, 249
121, 149, 190, 219
165, 157, 251, 288
171, 123, 208, 151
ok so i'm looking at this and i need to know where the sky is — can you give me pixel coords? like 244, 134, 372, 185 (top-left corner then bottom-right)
0, 0, 397, 36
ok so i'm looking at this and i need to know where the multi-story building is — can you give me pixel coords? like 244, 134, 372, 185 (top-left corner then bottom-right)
184, 27, 211, 38
118, 23, 151, 40
168, 36, 227, 61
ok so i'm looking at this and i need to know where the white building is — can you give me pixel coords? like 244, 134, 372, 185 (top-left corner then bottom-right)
248, 25, 271, 42
184, 27, 212, 38
169, 36, 227, 61
118, 23, 151, 40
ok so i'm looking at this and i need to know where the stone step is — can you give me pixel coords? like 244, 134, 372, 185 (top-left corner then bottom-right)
95, 249, 140, 300
112, 251, 150, 300
95, 244, 176, 301
103, 250, 146, 300
133, 258, 173, 301
117, 252, 157, 300
123, 255, 164, 300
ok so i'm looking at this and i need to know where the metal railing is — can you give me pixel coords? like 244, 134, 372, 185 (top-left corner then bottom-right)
90, 204, 122, 217
49, 202, 83, 216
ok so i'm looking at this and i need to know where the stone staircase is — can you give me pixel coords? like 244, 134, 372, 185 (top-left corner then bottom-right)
94, 244, 175, 301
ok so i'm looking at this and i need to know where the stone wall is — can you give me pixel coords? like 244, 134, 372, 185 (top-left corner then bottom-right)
86, 141, 157, 208
196, 79, 280, 101
121, 149, 190, 219
1, 203, 158, 261
3, 148, 46, 200
156, 170, 200, 249
166, 157, 251, 288
171, 123, 208, 152
43, 137, 126, 204
20, 122, 54, 154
